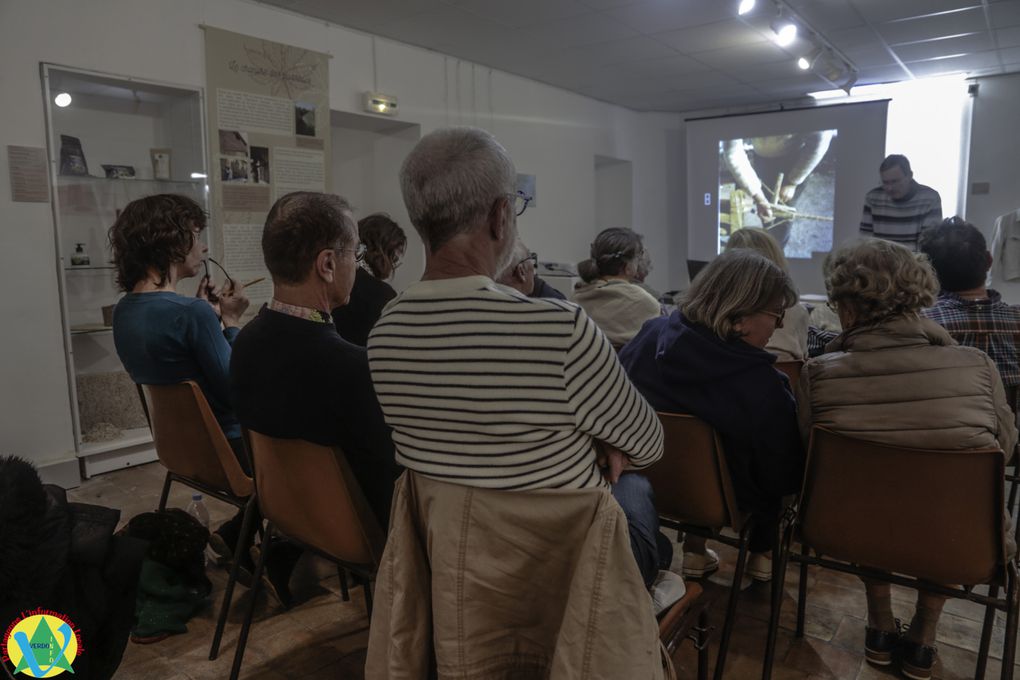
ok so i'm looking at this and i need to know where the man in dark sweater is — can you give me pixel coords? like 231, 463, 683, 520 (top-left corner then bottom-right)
230, 192, 399, 600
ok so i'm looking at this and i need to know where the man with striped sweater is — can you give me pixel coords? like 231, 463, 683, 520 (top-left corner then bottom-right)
368, 126, 672, 587
860, 154, 942, 251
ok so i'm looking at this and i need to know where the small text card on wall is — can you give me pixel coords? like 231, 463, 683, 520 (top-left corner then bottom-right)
203, 26, 330, 311
8, 146, 51, 203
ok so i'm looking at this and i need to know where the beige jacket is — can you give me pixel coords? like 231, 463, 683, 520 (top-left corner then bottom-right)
572, 279, 662, 347
365, 471, 664, 680
799, 316, 1017, 454
767, 302, 810, 362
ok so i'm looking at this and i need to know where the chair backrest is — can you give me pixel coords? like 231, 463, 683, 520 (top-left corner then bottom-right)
646, 413, 742, 531
773, 360, 803, 386
246, 430, 385, 568
140, 381, 253, 498
800, 427, 1006, 586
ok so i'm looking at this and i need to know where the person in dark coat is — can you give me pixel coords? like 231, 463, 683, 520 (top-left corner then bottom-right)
619, 248, 805, 581
0, 455, 146, 680
333, 213, 407, 345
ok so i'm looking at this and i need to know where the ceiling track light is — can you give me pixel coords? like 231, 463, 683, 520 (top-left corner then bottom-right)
738, 0, 756, 15
54, 92, 72, 107
772, 21, 797, 47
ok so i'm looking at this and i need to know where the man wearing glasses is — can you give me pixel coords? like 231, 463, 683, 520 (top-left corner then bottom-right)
365, 127, 676, 675
498, 239, 568, 300
229, 191, 398, 605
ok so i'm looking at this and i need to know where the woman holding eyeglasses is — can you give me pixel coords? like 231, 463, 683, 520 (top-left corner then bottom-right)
332, 213, 407, 346
724, 227, 810, 361
572, 227, 663, 347
109, 193, 252, 571
619, 248, 805, 582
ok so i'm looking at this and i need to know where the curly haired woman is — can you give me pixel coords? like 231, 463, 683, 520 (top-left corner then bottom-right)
801, 238, 1017, 679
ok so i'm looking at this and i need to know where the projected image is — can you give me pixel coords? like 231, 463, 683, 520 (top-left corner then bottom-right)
718, 129, 837, 259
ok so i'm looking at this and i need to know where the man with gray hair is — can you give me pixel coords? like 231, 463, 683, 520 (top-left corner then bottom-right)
368, 126, 673, 590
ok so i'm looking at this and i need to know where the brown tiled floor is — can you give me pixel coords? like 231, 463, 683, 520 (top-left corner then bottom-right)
70, 463, 1020, 679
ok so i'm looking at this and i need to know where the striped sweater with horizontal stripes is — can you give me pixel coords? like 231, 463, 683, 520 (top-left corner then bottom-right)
859, 181, 942, 251
366, 275, 663, 490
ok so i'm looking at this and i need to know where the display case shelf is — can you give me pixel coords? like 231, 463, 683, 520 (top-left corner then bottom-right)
43, 63, 207, 480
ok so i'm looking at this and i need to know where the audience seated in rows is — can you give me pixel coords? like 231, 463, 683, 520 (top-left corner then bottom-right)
920, 217, 1020, 398
332, 213, 406, 346
363, 127, 679, 675
228, 192, 400, 604
620, 248, 805, 581
725, 227, 810, 361
572, 227, 662, 346
108, 194, 255, 576
799, 238, 1018, 679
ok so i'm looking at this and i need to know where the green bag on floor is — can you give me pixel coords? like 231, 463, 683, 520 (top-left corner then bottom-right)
132, 557, 210, 637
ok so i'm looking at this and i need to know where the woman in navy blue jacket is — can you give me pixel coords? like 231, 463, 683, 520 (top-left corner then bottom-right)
619, 248, 805, 581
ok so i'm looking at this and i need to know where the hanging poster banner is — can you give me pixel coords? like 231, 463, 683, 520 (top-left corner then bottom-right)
203, 27, 330, 312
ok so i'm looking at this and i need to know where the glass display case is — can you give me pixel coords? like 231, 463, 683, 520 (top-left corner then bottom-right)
42, 64, 208, 478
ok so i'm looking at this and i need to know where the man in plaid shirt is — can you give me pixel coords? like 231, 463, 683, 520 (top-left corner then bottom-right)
920, 218, 1020, 395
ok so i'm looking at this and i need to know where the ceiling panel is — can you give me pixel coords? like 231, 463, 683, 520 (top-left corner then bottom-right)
874, 7, 987, 44
997, 25, 1020, 46
849, 0, 982, 25
256, 0, 1020, 112
990, 1, 1020, 27
569, 36, 680, 66
604, 0, 734, 35
452, 0, 592, 29
892, 32, 992, 61
514, 13, 638, 49
653, 19, 769, 55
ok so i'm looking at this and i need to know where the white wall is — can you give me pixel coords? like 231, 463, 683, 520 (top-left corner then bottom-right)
594, 156, 634, 236
966, 72, 1020, 304
0, 0, 683, 475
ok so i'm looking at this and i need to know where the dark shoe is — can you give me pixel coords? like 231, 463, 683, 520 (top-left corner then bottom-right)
250, 544, 294, 609
209, 530, 254, 588
898, 639, 936, 680
864, 625, 901, 666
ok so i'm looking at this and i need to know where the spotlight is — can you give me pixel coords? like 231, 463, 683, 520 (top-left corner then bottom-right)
54, 92, 72, 107
797, 56, 810, 70
738, 0, 755, 15
772, 22, 797, 47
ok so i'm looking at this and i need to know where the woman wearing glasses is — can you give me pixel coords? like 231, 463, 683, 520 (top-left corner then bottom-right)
724, 227, 810, 361
332, 213, 407, 346
109, 193, 251, 571
619, 248, 805, 582
572, 228, 662, 347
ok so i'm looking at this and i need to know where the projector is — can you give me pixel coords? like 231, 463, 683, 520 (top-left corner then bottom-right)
363, 92, 398, 117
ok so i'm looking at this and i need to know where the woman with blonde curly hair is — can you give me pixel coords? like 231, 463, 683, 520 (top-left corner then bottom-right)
725, 228, 809, 360
801, 238, 1017, 679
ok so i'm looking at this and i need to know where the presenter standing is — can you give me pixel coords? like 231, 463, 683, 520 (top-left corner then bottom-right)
860, 154, 942, 251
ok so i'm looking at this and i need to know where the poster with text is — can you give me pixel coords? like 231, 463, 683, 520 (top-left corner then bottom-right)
204, 26, 330, 314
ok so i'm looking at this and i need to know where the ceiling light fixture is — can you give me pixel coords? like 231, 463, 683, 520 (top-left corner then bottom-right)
54, 92, 72, 107
773, 22, 797, 46
738, 0, 756, 15
797, 56, 810, 70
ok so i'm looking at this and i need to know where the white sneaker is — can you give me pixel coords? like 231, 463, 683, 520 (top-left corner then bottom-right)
681, 547, 720, 578
650, 570, 687, 616
747, 552, 772, 582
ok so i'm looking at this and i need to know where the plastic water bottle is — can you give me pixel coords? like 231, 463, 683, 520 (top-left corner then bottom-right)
185, 494, 211, 565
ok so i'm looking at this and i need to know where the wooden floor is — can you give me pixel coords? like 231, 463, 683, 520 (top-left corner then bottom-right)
68, 462, 1020, 679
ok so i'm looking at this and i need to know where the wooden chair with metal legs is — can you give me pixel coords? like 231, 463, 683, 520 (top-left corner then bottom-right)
762, 427, 1020, 680
646, 413, 778, 680
136, 381, 258, 662
658, 582, 712, 680
228, 430, 386, 680
772, 360, 803, 387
